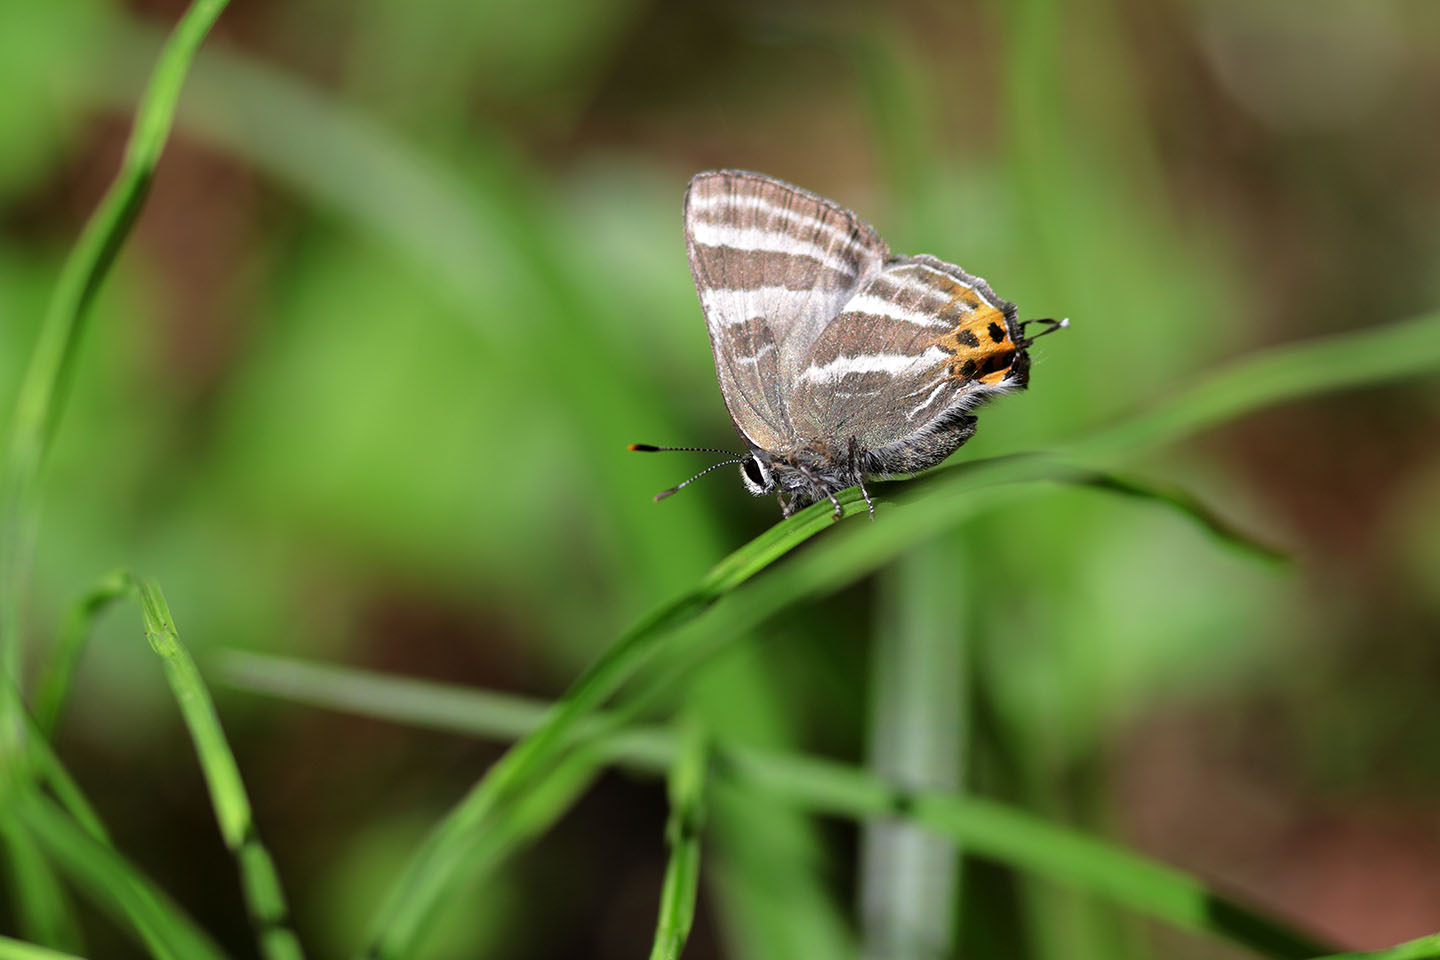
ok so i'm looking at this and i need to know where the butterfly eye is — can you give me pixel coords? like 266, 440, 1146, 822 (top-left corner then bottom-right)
740, 455, 773, 496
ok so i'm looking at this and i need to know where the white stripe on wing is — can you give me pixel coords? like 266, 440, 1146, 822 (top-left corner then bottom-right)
699, 286, 820, 326
798, 347, 949, 384
842, 292, 955, 329
906, 381, 951, 419
688, 192, 857, 246
689, 222, 860, 276
910, 261, 997, 310
731, 343, 776, 367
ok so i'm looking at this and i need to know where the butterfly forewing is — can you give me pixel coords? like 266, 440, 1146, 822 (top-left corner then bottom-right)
684, 170, 889, 451
789, 254, 1024, 458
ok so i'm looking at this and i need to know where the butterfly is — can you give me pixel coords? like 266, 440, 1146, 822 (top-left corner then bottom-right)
633, 170, 1064, 520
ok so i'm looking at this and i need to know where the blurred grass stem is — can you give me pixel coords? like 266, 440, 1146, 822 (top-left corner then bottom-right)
648, 718, 709, 960
859, 544, 965, 960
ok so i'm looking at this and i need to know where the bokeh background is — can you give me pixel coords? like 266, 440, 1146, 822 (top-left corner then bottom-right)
3, 0, 1440, 957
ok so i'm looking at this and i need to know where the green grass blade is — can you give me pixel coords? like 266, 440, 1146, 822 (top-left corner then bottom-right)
648, 720, 708, 960
1308, 933, 1440, 960
355, 601, 706, 958
0, 826, 83, 953
355, 505, 851, 959
0, 934, 87, 960
1052, 467, 1287, 563
1070, 309, 1440, 460
13, 792, 229, 960
340, 467, 1252, 959
0, 0, 229, 686
130, 576, 304, 960
860, 541, 966, 960
219, 654, 1329, 958
722, 749, 1328, 960
21, 715, 109, 845
368, 743, 604, 958
31, 572, 129, 737
0, 2, 228, 945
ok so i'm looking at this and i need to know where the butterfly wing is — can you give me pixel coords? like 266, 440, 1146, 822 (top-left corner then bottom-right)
684, 170, 889, 452
788, 254, 1027, 472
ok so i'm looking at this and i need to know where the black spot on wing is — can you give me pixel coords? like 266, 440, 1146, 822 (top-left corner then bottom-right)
978, 349, 1016, 376
987, 321, 1006, 343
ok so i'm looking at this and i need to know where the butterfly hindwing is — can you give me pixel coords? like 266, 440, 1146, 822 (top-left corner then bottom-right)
684, 170, 889, 452
789, 254, 1025, 473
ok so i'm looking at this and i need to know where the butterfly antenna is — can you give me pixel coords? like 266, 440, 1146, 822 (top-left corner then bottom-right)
652, 459, 744, 502
1017, 317, 1069, 346
629, 443, 738, 455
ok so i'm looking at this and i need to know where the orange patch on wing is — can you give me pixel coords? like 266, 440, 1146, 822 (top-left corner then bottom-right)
978, 365, 1011, 385
929, 297, 1018, 385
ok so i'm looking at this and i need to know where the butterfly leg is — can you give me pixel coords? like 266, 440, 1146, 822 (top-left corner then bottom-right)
797, 464, 843, 520
848, 437, 875, 520
810, 473, 843, 521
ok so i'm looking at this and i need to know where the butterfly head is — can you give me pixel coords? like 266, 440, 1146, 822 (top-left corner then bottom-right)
739, 453, 775, 496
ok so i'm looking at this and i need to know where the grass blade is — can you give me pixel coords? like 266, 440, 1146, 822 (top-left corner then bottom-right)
13, 792, 229, 960
354, 599, 706, 958
1069, 309, 1440, 460
859, 541, 965, 960
131, 576, 304, 960
1308, 933, 1440, 960
219, 653, 1329, 958
726, 749, 1328, 960
0, 2, 229, 944
367, 742, 604, 957
355, 503, 852, 959
0, 935, 87, 960
1061, 469, 1286, 563
0, 826, 83, 953
648, 720, 708, 960
350, 465, 1269, 958
31, 572, 129, 737
21, 714, 109, 845
0, 0, 229, 689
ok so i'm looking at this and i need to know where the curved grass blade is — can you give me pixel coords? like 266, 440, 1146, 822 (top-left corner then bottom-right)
648, 720, 708, 960
0, 0, 229, 943
11, 687, 230, 960
218, 653, 1328, 958
20, 712, 109, 845
12, 792, 228, 960
718, 748, 1328, 960
1052, 468, 1287, 563
1308, 933, 1440, 960
1069, 309, 1440, 460
0, 826, 82, 954
365, 743, 604, 957
356, 457, 1282, 957
0, 0, 230, 691
31, 572, 129, 737
357, 499, 853, 959
131, 576, 304, 960
0, 935, 87, 960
